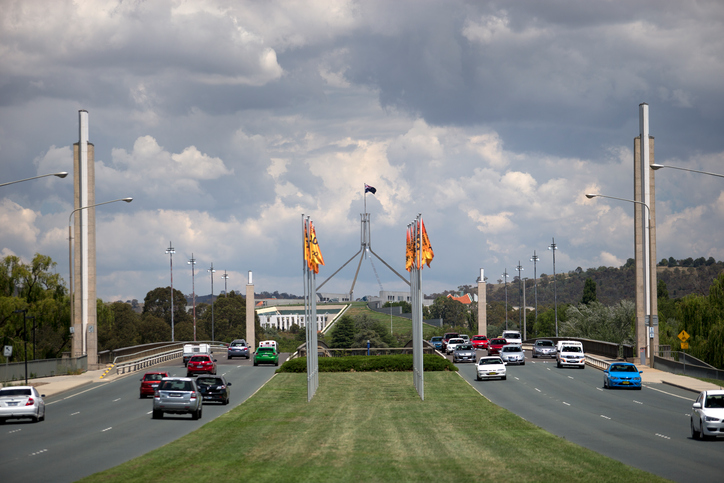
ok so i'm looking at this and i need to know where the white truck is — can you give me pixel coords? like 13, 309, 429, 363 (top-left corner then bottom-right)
556, 340, 585, 369
501, 330, 522, 345
183, 343, 211, 366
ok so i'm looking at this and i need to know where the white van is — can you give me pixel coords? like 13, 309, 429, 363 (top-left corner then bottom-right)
182, 343, 211, 366
258, 340, 278, 352
556, 340, 585, 369
502, 330, 522, 345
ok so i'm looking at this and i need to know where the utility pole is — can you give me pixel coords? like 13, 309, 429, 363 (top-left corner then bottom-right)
166, 242, 175, 341
530, 251, 539, 324
188, 254, 197, 341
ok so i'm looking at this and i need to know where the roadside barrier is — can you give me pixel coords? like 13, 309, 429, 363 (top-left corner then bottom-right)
114, 343, 227, 375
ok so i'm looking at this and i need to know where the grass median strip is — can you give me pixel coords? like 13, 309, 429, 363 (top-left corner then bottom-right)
81, 372, 669, 483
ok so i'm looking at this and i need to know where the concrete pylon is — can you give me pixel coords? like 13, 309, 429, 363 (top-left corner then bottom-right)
634, 103, 658, 365
477, 269, 486, 336
72, 110, 97, 367
246, 271, 255, 350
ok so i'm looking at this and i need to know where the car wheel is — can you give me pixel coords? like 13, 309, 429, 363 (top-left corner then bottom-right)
32, 415, 39, 423
246, 355, 250, 359
224, 397, 229, 405
476, 374, 480, 381
152, 409, 162, 419
199, 406, 203, 419
603, 378, 608, 389
502, 376, 507, 380
39, 412, 45, 422
521, 361, 525, 365
557, 360, 561, 368
253, 361, 258, 366
228, 355, 232, 360
186, 373, 192, 377
691, 419, 701, 440
192, 407, 199, 420
275, 360, 279, 366
533, 354, 537, 358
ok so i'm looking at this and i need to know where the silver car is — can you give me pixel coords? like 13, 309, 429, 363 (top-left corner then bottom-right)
500, 344, 525, 365
532, 339, 556, 358
691, 390, 724, 440
452, 343, 476, 363
152, 377, 202, 420
0, 386, 45, 423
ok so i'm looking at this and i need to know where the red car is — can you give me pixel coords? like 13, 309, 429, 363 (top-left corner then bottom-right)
186, 355, 217, 377
487, 338, 507, 356
140, 371, 169, 398
471, 335, 489, 350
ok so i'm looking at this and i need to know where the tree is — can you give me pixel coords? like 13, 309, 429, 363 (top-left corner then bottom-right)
428, 296, 467, 328
143, 287, 191, 327
668, 256, 677, 266
330, 315, 355, 348
581, 278, 597, 305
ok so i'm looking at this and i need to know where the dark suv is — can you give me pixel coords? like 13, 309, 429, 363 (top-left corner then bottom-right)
195, 375, 232, 405
228, 339, 250, 359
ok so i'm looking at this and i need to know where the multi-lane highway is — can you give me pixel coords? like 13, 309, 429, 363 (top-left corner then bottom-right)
456, 352, 720, 483
0, 352, 282, 483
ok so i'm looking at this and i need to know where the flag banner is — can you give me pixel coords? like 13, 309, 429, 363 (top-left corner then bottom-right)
364, 183, 376, 194
421, 218, 434, 268
310, 222, 325, 273
304, 221, 311, 271
405, 226, 414, 272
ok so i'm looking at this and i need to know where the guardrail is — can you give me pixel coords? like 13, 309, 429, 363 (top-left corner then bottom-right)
585, 354, 611, 371
113, 343, 227, 376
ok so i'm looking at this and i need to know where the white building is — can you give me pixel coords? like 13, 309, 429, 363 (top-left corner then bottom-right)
256, 305, 346, 332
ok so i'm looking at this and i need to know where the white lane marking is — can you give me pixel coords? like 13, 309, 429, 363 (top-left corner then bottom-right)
633, 400, 643, 405
102, 427, 112, 432
515, 377, 520, 380
547, 367, 551, 371
655, 433, 671, 440
568, 376, 574, 379
147, 411, 153, 414
70, 411, 80, 416
596, 387, 603, 391
30, 449, 47, 456
112, 398, 121, 402
9, 429, 21, 434
46, 384, 109, 405
563, 402, 571, 406
645, 385, 696, 401
600, 415, 611, 420
535, 388, 541, 392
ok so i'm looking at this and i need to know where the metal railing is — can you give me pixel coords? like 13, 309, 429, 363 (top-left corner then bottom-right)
113, 342, 227, 375
0, 356, 88, 384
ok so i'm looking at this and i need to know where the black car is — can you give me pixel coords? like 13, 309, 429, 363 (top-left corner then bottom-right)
227, 339, 250, 359
195, 375, 231, 405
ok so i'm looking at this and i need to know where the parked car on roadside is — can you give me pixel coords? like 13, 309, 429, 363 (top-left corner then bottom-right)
446, 337, 465, 355
195, 375, 232, 405
471, 335, 489, 350
429, 336, 444, 351
453, 343, 476, 363
487, 337, 507, 356
476, 356, 507, 381
254, 347, 279, 366
603, 362, 642, 389
0, 386, 45, 423
532, 339, 556, 358
227, 339, 250, 359
691, 390, 724, 440
152, 377, 202, 420
140, 371, 169, 398
186, 354, 218, 377
500, 344, 525, 365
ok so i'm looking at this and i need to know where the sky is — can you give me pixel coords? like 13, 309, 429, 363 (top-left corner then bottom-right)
2, 0, 724, 303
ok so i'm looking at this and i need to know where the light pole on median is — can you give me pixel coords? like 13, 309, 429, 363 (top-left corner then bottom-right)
530, 251, 539, 325
13, 309, 28, 385
221, 271, 229, 297
548, 238, 559, 337
0, 171, 68, 188
166, 242, 176, 342
69, 197, 133, 355
208, 263, 216, 342
502, 269, 510, 330
586, 193, 654, 368
189, 254, 197, 342
516, 261, 524, 330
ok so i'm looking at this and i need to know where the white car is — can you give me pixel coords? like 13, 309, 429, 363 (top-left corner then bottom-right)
446, 337, 465, 354
0, 386, 46, 423
691, 390, 724, 440
500, 344, 525, 365
476, 356, 507, 381
501, 330, 522, 345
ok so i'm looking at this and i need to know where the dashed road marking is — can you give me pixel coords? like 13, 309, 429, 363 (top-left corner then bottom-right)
102, 427, 112, 432
563, 402, 571, 406
655, 433, 671, 440
70, 411, 80, 416
634, 400, 643, 404
30, 449, 47, 456
601, 415, 611, 420
112, 398, 121, 402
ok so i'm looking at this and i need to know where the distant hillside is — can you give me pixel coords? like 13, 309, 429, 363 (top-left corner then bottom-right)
436, 260, 724, 307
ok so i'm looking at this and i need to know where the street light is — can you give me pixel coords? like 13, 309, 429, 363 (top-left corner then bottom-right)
69, 197, 133, 355
13, 309, 28, 385
516, 261, 524, 329
530, 251, 539, 324
208, 262, 216, 342
502, 269, 510, 330
0, 171, 68, 188
166, 242, 175, 342
548, 238, 558, 337
221, 271, 229, 297
586, 193, 653, 368
188, 254, 197, 342
651, 164, 724, 178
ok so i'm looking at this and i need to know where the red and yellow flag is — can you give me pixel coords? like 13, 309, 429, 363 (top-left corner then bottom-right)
405, 226, 414, 272
309, 222, 325, 273
421, 218, 434, 268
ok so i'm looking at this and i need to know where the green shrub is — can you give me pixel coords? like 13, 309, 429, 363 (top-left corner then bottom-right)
277, 354, 457, 373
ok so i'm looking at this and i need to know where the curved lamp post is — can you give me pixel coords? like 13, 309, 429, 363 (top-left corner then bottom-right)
69, 197, 133, 355
651, 164, 724, 178
166, 242, 176, 342
586, 193, 653, 368
0, 171, 68, 188
502, 269, 509, 330
548, 238, 559, 337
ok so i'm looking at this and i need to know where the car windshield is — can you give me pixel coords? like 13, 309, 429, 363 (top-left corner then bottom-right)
0, 388, 32, 397
492, 339, 506, 344
480, 358, 502, 365
449, 339, 464, 344
611, 365, 637, 372
472, 336, 486, 341
705, 395, 724, 408
563, 346, 582, 353
503, 332, 520, 338
537, 340, 554, 347
456, 344, 473, 351
231, 342, 245, 347
160, 380, 194, 391
431, 337, 442, 342
144, 373, 165, 381
197, 377, 222, 386
503, 346, 522, 352
190, 355, 210, 362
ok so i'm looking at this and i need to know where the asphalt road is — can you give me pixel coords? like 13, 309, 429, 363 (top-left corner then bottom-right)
455, 351, 722, 483
0, 352, 283, 483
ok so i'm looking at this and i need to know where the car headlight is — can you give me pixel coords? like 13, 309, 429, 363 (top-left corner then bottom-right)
705, 416, 721, 422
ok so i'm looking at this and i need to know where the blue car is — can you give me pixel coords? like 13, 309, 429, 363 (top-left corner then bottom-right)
603, 362, 643, 389
429, 336, 443, 351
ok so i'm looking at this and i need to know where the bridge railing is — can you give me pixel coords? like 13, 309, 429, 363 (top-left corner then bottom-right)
112, 342, 228, 376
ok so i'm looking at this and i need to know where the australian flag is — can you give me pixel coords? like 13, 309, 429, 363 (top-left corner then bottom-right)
364, 184, 377, 194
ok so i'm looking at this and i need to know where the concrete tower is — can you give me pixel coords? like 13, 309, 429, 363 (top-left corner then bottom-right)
634, 103, 659, 364
477, 268, 486, 336
72, 110, 98, 366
